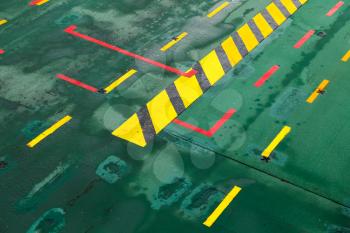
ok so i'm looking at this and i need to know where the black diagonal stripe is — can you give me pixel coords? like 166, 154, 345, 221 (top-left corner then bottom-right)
291, 0, 302, 8
193, 63, 211, 92
261, 9, 278, 30
165, 83, 185, 115
273, 0, 291, 18
247, 20, 264, 42
137, 107, 156, 144
231, 31, 248, 57
215, 46, 232, 73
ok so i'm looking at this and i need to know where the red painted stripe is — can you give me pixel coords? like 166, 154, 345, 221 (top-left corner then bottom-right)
173, 108, 236, 137
294, 30, 315, 49
254, 65, 280, 87
326, 1, 344, 16
56, 74, 98, 93
0, 49, 5, 54
64, 25, 197, 78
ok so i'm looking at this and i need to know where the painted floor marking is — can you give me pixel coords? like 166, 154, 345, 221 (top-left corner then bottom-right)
341, 50, 350, 62
112, 0, 309, 147
104, 69, 137, 94
173, 109, 236, 137
56, 74, 98, 93
160, 32, 188, 52
254, 65, 280, 87
203, 185, 242, 227
262, 126, 291, 158
326, 1, 344, 16
0, 19, 8, 26
29, 0, 49, 5
293, 30, 315, 48
208, 2, 230, 18
27, 115, 72, 148
0, 49, 5, 54
306, 79, 329, 104
64, 25, 197, 78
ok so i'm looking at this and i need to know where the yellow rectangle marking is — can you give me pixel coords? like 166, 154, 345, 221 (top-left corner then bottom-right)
341, 50, 350, 62
0, 19, 8, 26
253, 13, 273, 38
208, 1, 230, 18
104, 69, 137, 94
280, 0, 297, 14
203, 186, 242, 227
266, 2, 287, 25
200, 50, 225, 85
237, 23, 259, 52
147, 90, 178, 133
306, 80, 329, 104
174, 71, 203, 108
221, 36, 243, 66
160, 32, 188, 52
27, 115, 72, 148
262, 126, 291, 158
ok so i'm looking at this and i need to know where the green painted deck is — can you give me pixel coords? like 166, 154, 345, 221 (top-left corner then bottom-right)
0, 0, 350, 232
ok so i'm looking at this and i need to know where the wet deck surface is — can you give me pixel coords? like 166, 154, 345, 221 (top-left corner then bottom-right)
0, 0, 350, 232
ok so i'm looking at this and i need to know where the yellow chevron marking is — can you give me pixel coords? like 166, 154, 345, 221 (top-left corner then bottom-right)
147, 90, 178, 133
112, 113, 146, 147
280, 0, 298, 14
266, 2, 287, 25
174, 72, 203, 108
161, 32, 188, 52
237, 23, 259, 52
27, 115, 72, 148
306, 80, 329, 104
104, 69, 137, 94
208, 2, 230, 18
203, 186, 242, 227
200, 50, 225, 85
262, 126, 291, 158
252, 13, 274, 38
221, 36, 243, 66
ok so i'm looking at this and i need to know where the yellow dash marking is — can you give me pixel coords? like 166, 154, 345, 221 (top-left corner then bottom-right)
104, 69, 137, 94
306, 80, 329, 104
27, 115, 72, 148
203, 186, 242, 227
253, 13, 273, 38
36, 0, 49, 5
299, 0, 308, 4
341, 50, 350, 62
266, 2, 286, 25
221, 36, 243, 66
200, 50, 225, 85
0, 19, 8, 26
280, 0, 297, 14
208, 1, 230, 18
237, 23, 259, 52
174, 70, 203, 108
160, 32, 188, 52
262, 126, 291, 158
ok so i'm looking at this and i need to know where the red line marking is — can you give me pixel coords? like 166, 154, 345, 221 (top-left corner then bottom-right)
254, 65, 280, 87
0, 49, 5, 54
326, 1, 344, 16
64, 25, 197, 78
173, 109, 236, 137
294, 30, 315, 49
56, 74, 98, 93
